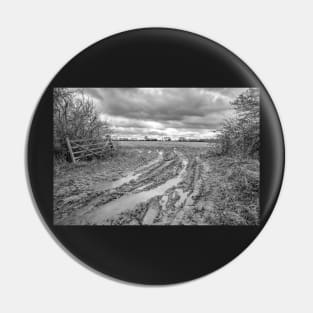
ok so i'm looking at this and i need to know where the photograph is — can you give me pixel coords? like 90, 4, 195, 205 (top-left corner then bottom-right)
53, 88, 260, 225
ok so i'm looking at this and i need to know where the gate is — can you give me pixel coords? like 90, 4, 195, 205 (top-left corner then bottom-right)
66, 136, 114, 163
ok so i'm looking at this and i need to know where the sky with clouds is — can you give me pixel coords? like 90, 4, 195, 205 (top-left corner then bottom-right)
83, 88, 248, 139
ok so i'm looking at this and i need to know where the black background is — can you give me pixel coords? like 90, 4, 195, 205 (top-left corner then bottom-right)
27, 28, 284, 284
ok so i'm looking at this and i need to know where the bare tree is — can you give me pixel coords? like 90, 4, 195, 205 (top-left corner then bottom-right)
53, 88, 110, 158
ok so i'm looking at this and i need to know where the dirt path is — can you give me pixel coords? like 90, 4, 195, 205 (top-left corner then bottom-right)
58, 150, 187, 224
55, 144, 220, 225
54, 142, 259, 225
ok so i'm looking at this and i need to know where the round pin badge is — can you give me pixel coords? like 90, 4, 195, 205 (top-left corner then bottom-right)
27, 28, 284, 284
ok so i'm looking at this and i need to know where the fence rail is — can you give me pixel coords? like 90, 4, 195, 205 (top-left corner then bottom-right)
66, 137, 114, 163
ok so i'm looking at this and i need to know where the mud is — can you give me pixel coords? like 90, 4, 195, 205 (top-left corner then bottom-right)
54, 141, 259, 225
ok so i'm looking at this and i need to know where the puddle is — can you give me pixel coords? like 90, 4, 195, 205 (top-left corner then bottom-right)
135, 183, 152, 191
110, 172, 141, 189
142, 208, 159, 224
142, 196, 165, 225
83, 157, 188, 224
134, 151, 163, 173
109, 151, 163, 189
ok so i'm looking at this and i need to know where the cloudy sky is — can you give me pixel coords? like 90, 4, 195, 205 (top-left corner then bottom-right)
84, 88, 248, 139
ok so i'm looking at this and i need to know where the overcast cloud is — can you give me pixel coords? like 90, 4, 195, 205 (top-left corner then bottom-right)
83, 88, 248, 139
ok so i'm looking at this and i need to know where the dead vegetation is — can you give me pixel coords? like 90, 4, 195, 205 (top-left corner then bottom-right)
205, 157, 259, 225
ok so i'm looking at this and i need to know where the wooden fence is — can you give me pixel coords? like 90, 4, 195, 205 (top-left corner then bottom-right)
66, 136, 114, 163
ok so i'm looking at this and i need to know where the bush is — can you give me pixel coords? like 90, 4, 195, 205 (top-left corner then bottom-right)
218, 88, 259, 159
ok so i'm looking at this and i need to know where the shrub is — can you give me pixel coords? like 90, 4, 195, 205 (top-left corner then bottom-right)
218, 88, 259, 159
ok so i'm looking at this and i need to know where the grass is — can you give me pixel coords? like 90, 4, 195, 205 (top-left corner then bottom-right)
208, 157, 259, 225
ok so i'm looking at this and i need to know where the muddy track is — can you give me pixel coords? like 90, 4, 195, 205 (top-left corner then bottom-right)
55, 147, 216, 225
54, 142, 259, 225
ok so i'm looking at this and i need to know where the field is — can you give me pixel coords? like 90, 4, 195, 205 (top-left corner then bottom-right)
54, 141, 259, 225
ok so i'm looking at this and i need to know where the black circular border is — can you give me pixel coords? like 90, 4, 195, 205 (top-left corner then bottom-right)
27, 28, 285, 285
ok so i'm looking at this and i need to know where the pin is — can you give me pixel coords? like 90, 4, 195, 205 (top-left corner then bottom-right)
27, 28, 285, 284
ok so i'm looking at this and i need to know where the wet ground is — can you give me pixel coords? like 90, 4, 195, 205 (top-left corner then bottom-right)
54, 141, 259, 225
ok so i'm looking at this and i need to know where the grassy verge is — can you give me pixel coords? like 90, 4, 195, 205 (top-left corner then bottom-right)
208, 157, 259, 225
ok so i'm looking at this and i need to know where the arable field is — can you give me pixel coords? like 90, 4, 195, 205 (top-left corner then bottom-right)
54, 141, 259, 225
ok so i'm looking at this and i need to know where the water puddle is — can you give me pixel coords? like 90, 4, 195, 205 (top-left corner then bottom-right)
142, 195, 168, 225
109, 151, 163, 189
110, 172, 141, 189
84, 157, 188, 224
134, 151, 163, 173
142, 208, 159, 224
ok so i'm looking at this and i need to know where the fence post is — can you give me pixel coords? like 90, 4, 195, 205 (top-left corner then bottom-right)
66, 137, 76, 163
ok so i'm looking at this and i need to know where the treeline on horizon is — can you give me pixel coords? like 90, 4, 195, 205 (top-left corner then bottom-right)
113, 138, 220, 143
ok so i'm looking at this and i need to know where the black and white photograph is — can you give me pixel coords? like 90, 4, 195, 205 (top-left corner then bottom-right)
54, 88, 260, 225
